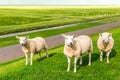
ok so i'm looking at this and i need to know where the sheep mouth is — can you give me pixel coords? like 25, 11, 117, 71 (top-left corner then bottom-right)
69, 43, 74, 47
103, 41, 109, 44
21, 43, 27, 46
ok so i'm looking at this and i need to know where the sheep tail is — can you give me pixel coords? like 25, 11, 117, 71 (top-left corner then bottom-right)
44, 42, 48, 49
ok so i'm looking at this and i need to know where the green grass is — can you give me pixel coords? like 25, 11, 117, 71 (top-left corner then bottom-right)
1, 8, 120, 34
0, 27, 120, 80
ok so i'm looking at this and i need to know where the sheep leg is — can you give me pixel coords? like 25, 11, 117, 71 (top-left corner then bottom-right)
88, 51, 91, 66
30, 53, 33, 65
79, 55, 82, 65
106, 51, 111, 63
100, 51, 103, 62
74, 57, 78, 73
44, 49, 49, 58
67, 57, 71, 72
39, 51, 41, 59
24, 53, 28, 65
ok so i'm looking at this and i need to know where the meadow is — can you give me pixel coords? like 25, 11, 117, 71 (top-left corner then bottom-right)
0, 6, 120, 80
1, 7, 120, 34
0, 27, 120, 80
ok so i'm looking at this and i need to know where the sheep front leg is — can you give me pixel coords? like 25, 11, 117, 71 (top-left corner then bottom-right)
30, 53, 34, 65
106, 50, 111, 63
67, 57, 71, 72
24, 53, 28, 65
74, 57, 78, 73
100, 51, 103, 62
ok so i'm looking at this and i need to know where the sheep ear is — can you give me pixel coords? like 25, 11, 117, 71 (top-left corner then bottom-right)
108, 33, 112, 37
61, 34, 67, 38
73, 34, 78, 38
16, 36, 20, 39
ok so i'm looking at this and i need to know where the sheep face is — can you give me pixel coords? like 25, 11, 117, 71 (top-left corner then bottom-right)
99, 33, 111, 44
16, 36, 29, 46
62, 34, 75, 46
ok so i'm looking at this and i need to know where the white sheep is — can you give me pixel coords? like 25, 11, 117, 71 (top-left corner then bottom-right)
62, 34, 93, 73
16, 36, 49, 65
97, 32, 114, 63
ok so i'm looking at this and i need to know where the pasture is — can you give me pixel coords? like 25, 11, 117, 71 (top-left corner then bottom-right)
1, 7, 120, 34
0, 6, 120, 80
0, 27, 120, 80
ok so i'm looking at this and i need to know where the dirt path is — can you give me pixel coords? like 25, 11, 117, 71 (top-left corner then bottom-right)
0, 21, 120, 63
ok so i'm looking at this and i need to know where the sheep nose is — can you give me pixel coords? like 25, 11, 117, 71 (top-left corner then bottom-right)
21, 43, 25, 46
70, 42, 72, 45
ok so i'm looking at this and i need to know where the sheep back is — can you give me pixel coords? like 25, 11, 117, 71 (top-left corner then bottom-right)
75, 35, 93, 54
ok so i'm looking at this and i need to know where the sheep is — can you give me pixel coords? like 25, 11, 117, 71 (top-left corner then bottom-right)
16, 36, 49, 65
97, 32, 114, 63
62, 34, 93, 73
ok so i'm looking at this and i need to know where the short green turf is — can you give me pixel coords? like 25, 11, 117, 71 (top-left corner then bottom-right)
0, 27, 120, 80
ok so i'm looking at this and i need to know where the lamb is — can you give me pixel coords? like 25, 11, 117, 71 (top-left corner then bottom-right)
97, 32, 114, 63
62, 34, 93, 73
16, 36, 49, 65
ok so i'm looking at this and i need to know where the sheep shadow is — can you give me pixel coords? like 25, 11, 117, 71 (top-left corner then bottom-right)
102, 49, 117, 60
110, 49, 117, 57
77, 53, 99, 67
76, 49, 116, 69
36, 53, 57, 61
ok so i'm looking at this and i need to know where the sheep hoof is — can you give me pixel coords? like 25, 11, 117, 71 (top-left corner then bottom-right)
79, 63, 82, 65
25, 63, 28, 65
67, 69, 70, 72
74, 71, 76, 73
88, 63, 91, 66
106, 61, 109, 64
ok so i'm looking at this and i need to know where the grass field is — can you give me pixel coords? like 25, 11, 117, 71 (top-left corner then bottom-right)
1, 7, 120, 34
0, 27, 120, 80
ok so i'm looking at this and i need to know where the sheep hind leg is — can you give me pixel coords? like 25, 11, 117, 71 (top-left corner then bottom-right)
38, 51, 41, 59
67, 57, 71, 72
44, 49, 49, 58
30, 53, 33, 65
74, 57, 78, 73
88, 51, 91, 66
79, 54, 82, 65
106, 51, 111, 63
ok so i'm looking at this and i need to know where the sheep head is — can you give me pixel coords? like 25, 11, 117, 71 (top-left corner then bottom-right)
16, 36, 29, 46
61, 34, 77, 47
99, 32, 112, 44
